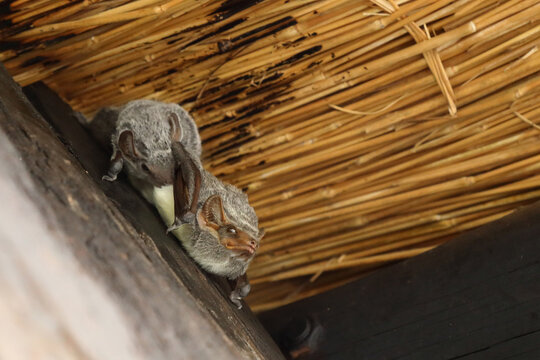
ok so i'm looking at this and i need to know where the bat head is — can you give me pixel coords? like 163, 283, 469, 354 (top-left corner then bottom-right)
111, 112, 182, 186
196, 195, 264, 262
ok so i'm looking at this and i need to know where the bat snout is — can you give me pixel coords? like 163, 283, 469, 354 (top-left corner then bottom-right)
223, 234, 258, 257
245, 238, 259, 254
248, 239, 258, 250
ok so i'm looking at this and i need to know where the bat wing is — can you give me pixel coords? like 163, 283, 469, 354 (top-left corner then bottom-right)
168, 142, 201, 232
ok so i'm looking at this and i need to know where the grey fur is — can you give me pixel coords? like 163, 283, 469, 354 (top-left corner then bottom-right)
180, 148, 261, 279
116, 99, 201, 155
111, 99, 201, 185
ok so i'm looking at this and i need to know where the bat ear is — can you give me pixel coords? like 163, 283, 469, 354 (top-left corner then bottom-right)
197, 195, 227, 231
168, 113, 182, 142
118, 130, 139, 159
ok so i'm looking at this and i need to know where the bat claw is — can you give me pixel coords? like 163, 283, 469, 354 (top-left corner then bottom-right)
166, 224, 180, 234
166, 218, 184, 233
166, 213, 196, 233
229, 282, 250, 309
229, 292, 243, 309
102, 174, 117, 182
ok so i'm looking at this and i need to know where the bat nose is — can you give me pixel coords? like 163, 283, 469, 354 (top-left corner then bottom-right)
250, 240, 257, 248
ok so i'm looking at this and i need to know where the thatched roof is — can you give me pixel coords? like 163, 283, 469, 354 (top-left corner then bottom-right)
2, 0, 540, 311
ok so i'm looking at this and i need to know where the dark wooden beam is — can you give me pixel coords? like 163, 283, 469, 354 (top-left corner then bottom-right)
0, 63, 284, 359
260, 200, 540, 359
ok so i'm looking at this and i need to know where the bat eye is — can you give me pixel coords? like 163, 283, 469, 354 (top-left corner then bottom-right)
227, 227, 237, 235
141, 163, 151, 173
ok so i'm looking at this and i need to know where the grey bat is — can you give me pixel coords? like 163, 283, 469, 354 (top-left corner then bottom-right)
102, 99, 201, 185
100, 99, 263, 308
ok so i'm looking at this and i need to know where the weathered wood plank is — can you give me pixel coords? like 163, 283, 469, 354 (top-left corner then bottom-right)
260, 200, 540, 359
0, 63, 284, 359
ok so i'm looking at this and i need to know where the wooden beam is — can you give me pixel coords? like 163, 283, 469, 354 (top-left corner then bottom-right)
0, 63, 284, 359
260, 199, 540, 359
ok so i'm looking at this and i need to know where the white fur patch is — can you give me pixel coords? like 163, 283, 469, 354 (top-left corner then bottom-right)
199, 258, 235, 276
151, 185, 193, 248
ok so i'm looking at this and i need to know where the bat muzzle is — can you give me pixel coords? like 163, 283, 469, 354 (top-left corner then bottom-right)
225, 236, 258, 257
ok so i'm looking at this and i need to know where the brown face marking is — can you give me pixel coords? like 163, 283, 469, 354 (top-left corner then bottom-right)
220, 227, 258, 255
198, 196, 258, 256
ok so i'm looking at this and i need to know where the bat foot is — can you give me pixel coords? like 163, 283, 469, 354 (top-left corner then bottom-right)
229, 282, 250, 309
102, 174, 117, 182
229, 291, 243, 309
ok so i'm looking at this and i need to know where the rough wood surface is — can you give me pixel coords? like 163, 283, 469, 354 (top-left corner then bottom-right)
260, 200, 540, 359
0, 63, 284, 360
